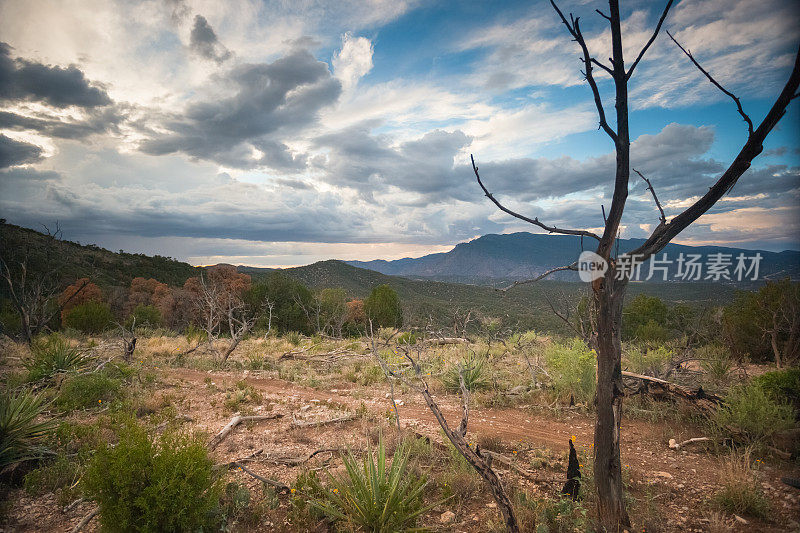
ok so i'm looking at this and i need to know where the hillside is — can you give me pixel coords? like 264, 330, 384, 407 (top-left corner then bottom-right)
348, 232, 800, 285
0, 222, 201, 288
273, 260, 738, 333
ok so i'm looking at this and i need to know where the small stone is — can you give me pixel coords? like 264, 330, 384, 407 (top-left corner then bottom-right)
654, 471, 673, 479
486, 502, 497, 508
300, 405, 311, 412
440, 511, 456, 523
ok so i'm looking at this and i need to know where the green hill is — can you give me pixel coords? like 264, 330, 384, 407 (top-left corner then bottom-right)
275, 260, 737, 333
0, 222, 201, 289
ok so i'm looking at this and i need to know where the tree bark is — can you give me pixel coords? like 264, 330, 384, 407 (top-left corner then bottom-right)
592, 272, 631, 530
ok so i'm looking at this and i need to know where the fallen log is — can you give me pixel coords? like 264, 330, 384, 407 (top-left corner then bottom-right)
279, 346, 368, 363
424, 337, 469, 346
230, 462, 290, 493
290, 413, 356, 428
70, 507, 98, 533
208, 413, 283, 450
264, 448, 342, 466
622, 370, 721, 414
668, 437, 710, 450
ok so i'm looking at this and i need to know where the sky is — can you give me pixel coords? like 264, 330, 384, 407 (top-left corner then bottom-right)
0, 0, 799, 267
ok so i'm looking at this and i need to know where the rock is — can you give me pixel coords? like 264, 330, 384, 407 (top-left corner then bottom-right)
486, 502, 497, 508
440, 511, 456, 523
654, 471, 673, 479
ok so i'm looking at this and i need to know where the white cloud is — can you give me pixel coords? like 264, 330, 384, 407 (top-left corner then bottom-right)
332, 33, 374, 92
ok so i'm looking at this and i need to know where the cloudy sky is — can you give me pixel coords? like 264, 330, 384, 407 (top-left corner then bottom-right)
1, 0, 799, 267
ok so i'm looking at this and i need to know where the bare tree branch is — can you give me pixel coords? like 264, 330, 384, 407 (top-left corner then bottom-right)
550, 0, 619, 143
667, 30, 754, 136
633, 168, 666, 226
632, 44, 800, 261
626, 0, 674, 80
471, 156, 601, 240
499, 262, 578, 292
591, 57, 614, 76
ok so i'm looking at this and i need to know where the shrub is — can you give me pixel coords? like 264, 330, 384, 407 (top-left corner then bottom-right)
63, 301, 113, 334
544, 339, 596, 403
306, 435, 432, 532
443, 351, 489, 392
84, 420, 222, 532
624, 345, 674, 378
753, 367, 800, 414
0, 389, 56, 469
396, 331, 419, 345
24, 334, 87, 381
714, 381, 794, 442
126, 304, 162, 329
698, 344, 734, 384
364, 284, 403, 328
286, 331, 302, 346
56, 372, 122, 411
712, 450, 769, 519
24, 452, 82, 503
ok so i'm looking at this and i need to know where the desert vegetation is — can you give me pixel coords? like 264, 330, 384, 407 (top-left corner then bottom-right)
1, 240, 798, 531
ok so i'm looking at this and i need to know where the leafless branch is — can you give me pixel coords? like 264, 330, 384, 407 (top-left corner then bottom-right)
591, 57, 614, 76
632, 44, 800, 261
472, 156, 600, 240
550, 0, 619, 143
595, 9, 611, 21
667, 30, 754, 136
633, 168, 666, 226
626, 0, 674, 80
499, 262, 578, 292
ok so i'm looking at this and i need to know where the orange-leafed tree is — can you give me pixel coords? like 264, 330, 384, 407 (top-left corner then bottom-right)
59, 278, 102, 324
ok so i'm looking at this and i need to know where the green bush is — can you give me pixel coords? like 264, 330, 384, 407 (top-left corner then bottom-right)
364, 284, 403, 328
306, 435, 432, 532
63, 301, 113, 334
714, 381, 795, 442
753, 368, 800, 414
56, 372, 122, 411
624, 345, 674, 378
126, 304, 162, 329
24, 334, 87, 381
544, 339, 596, 403
698, 344, 734, 384
0, 389, 56, 469
396, 331, 419, 345
84, 420, 222, 532
443, 352, 489, 393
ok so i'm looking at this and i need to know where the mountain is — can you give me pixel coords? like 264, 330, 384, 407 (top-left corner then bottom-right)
347, 232, 800, 285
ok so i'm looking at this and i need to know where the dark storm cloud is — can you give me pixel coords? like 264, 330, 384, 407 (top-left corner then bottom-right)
0, 134, 42, 168
139, 48, 341, 170
190, 15, 232, 64
0, 108, 123, 140
0, 43, 111, 108
316, 126, 472, 200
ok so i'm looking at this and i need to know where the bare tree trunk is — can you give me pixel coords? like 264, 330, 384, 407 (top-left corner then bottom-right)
592, 273, 630, 529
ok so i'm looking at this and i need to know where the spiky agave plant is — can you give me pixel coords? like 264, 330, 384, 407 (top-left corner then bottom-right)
308, 436, 436, 532
24, 334, 87, 381
0, 389, 56, 469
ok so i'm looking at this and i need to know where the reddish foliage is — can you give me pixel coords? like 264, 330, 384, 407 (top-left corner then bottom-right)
59, 278, 102, 323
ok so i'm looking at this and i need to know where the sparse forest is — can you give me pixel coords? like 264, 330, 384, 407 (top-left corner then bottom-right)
1, 0, 799, 532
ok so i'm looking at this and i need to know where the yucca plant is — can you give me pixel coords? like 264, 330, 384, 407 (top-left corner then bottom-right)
307, 436, 435, 532
0, 389, 56, 469
25, 334, 87, 381
443, 351, 489, 392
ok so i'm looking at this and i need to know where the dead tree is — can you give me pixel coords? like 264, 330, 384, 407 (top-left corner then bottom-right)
119, 317, 137, 362
194, 274, 256, 363
387, 344, 520, 532
0, 223, 92, 344
471, 1, 800, 528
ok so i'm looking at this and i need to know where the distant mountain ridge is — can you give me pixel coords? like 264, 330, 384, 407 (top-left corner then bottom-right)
347, 232, 800, 284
